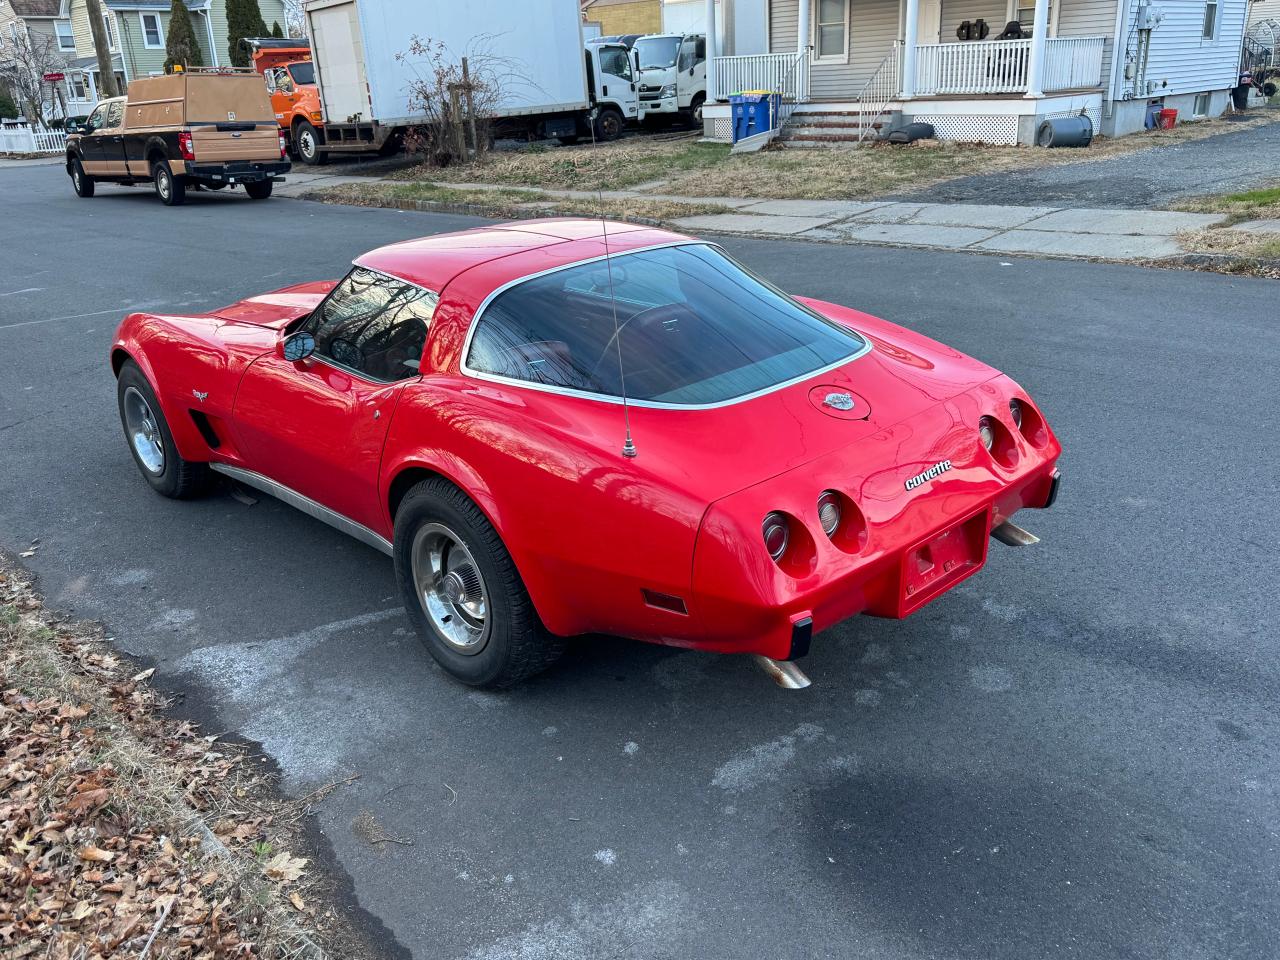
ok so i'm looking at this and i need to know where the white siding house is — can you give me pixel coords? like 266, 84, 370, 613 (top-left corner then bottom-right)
699, 0, 1251, 143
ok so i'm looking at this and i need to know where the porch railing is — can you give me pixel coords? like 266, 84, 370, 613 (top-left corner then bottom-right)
914, 36, 1106, 96
0, 122, 68, 155
1043, 36, 1106, 91
711, 51, 809, 104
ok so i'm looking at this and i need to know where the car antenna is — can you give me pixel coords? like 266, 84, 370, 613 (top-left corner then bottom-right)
588, 95, 637, 459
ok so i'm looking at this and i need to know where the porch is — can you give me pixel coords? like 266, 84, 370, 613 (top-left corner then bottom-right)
699, 0, 1109, 145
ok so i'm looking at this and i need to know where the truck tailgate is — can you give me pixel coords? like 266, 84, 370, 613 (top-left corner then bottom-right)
191, 126, 279, 162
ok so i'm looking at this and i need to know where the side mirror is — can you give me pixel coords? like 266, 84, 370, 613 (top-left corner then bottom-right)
281, 330, 315, 362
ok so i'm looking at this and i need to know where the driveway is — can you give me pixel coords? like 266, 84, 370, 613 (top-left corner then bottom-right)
893, 113, 1280, 207
2, 163, 1279, 960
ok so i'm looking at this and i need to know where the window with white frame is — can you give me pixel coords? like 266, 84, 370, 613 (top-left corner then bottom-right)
55, 19, 76, 51
68, 71, 88, 101
1011, 0, 1057, 34
815, 0, 849, 61
102, 11, 116, 49
141, 12, 163, 48
1202, 0, 1218, 38
1193, 92, 1210, 115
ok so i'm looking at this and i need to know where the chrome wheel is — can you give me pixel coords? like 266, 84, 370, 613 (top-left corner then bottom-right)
122, 386, 165, 475
299, 129, 315, 159
411, 523, 490, 654
156, 168, 170, 200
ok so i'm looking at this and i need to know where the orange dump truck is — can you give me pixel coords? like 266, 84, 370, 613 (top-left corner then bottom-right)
246, 37, 328, 165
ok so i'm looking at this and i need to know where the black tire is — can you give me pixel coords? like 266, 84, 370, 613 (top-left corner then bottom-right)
116, 360, 209, 499
295, 119, 327, 165
70, 157, 95, 197
593, 106, 625, 142
393, 478, 565, 688
1264, 80, 1278, 98
245, 180, 273, 200
152, 160, 185, 206
687, 94, 706, 129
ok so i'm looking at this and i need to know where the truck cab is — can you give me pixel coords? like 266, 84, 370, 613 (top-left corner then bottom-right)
583, 41, 641, 140
632, 33, 706, 126
246, 38, 327, 164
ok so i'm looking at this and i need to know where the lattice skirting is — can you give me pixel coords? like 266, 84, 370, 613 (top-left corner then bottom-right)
708, 116, 734, 141
908, 114, 1020, 145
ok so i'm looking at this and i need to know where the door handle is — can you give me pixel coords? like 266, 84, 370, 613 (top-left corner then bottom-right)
603, 84, 608, 96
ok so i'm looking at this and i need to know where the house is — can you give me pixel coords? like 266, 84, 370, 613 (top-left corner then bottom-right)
582, 0, 663, 35
1, 0, 284, 120
698, 0, 1251, 144
0, 0, 79, 121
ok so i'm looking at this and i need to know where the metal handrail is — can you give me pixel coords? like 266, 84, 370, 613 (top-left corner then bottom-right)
854, 42, 902, 142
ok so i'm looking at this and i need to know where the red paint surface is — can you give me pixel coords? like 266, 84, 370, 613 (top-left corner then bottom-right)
112, 222, 1061, 658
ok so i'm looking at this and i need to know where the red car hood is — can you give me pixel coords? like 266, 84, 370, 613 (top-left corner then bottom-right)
606, 299, 1002, 504
211, 281, 336, 329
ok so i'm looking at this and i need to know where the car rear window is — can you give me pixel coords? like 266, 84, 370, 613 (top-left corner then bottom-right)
465, 244, 868, 406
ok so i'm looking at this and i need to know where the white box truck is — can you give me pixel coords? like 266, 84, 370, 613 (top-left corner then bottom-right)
303, 0, 640, 157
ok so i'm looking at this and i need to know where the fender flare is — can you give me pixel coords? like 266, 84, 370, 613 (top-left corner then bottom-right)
110, 326, 208, 463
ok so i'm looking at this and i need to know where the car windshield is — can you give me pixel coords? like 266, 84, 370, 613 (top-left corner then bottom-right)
288, 61, 314, 85
635, 36, 681, 69
466, 244, 868, 406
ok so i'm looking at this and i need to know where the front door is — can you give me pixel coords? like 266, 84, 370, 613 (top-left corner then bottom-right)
77, 101, 110, 173
231, 266, 438, 533
100, 99, 126, 176
918, 0, 943, 43
676, 35, 706, 107
596, 44, 639, 119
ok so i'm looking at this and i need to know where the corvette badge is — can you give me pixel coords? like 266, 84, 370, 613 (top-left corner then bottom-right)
823, 392, 856, 411
904, 460, 952, 491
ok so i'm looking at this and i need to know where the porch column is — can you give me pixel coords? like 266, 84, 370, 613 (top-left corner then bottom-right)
901, 0, 920, 97
705, 0, 719, 101
1024, 0, 1050, 97
797, 0, 811, 55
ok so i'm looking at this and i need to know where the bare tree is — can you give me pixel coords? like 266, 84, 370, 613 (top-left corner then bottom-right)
283, 0, 307, 39
0, 27, 67, 124
85, 0, 120, 98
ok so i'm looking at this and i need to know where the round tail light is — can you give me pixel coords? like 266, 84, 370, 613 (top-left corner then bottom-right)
762, 512, 789, 561
1009, 399, 1024, 429
978, 417, 996, 451
817, 491, 841, 538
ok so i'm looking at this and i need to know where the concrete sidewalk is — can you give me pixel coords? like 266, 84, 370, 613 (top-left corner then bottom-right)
280, 168, 1230, 261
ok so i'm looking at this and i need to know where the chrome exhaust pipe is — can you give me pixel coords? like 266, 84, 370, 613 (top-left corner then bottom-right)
754, 655, 812, 690
991, 521, 1040, 546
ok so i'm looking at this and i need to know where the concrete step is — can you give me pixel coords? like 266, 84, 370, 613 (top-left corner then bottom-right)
781, 124, 883, 141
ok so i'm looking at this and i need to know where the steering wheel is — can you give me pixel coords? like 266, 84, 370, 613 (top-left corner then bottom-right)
587, 303, 694, 384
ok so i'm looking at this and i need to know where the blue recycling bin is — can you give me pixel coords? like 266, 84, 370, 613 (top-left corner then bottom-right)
730, 92, 782, 143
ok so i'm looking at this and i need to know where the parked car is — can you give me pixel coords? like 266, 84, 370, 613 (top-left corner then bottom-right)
110, 220, 1061, 689
633, 32, 707, 126
66, 69, 290, 206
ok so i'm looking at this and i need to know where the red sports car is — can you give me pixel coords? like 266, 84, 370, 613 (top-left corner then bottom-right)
112, 220, 1061, 689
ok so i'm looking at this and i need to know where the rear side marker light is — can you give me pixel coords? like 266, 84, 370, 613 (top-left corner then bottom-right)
641, 589, 688, 615
762, 512, 789, 562
279, 133, 288, 159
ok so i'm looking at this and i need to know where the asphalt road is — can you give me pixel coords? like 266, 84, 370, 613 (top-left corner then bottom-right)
893, 112, 1280, 207
3, 161, 1279, 960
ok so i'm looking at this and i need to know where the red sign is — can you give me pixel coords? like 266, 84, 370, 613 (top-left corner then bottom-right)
43, 72, 65, 82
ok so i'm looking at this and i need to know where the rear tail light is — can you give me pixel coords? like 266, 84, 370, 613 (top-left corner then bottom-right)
978, 417, 996, 451
817, 490, 842, 538
178, 130, 195, 162
279, 133, 288, 159
762, 512, 790, 562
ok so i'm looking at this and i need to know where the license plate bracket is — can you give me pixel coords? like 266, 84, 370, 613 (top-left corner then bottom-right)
898, 508, 990, 616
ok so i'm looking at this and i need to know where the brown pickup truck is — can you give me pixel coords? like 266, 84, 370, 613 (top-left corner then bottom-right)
66, 69, 290, 206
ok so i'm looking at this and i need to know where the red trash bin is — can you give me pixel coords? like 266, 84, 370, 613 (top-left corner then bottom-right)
1158, 108, 1178, 129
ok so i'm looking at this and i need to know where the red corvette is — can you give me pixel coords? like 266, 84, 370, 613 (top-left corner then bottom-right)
112, 220, 1061, 688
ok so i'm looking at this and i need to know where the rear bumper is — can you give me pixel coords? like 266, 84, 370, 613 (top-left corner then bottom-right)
186, 160, 290, 183
689, 378, 1062, 660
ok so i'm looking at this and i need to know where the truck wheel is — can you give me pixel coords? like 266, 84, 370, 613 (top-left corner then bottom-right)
70, 157, 95, 197
688, 94, 706, 129
245, 180, 273, 200
394, 478, 566, 688
295, 120, 327, 165
152, 160, 185, 206
117, 360, 209, 499
593, 107, 625, 142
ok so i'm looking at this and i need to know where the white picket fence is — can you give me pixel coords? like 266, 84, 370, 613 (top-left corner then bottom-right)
0, 122, 69, 155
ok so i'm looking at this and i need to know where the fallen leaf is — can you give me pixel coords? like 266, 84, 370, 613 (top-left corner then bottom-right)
132, 668, 156, 682
70, 901, 94, 921
19, 550, 36, 558
262, 851, 308, 883
79, 846, 115, 862
67, 788, 110, 812
288, 891, 306, 911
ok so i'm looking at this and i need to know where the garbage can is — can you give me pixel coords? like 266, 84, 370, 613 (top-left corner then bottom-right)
730, 91, 782, 143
